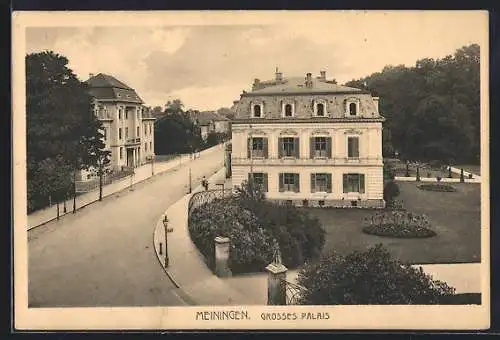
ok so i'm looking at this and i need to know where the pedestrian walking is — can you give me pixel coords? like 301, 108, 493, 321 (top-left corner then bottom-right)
201, 176, 209, 191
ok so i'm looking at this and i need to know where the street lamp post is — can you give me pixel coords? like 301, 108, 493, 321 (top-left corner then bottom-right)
162, 214, 174, 268
188, 167, 192, 193
151, 155, 155, 176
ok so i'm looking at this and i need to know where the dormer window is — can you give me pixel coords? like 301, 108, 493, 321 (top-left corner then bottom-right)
281, 101, 295, 117
345, 98, 360, 117
313, 99, 327, 117
317, 103, 325, 116
349, 103, 357, 115
252, 103, 263, 118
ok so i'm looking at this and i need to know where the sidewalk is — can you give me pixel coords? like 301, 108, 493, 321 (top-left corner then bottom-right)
153, 168, 261, 305
28, 144, 224, 230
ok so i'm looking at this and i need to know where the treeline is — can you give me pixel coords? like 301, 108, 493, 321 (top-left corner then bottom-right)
27, 51, 110, 213
153, 102, 230, 155
345, 44, 480, 164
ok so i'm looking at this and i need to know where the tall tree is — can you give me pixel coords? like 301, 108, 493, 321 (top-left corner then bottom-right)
344, 44, 480, 164
164, 99, 184, 115
26, 51, 109, 212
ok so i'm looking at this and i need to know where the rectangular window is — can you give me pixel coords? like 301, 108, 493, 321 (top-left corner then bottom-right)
137, 126, 140, 136
119, 147, 123, 159
145, 143, 147, 151
150, 141, 152, 150
347, 137, 360, 158
249, 172, 268, 192
280, 137, 299, 158
103, 128, 107, 141
119, 128, 122, 140
150, 124, 152, 134
343, 174, 365, 193
247, 137, 268, 158
279, 173, 300, 192
311, 173, 332, 193
125, 127, 129, 139
118, 109, 122, 120
314, 137, 327, 157
144, 125, 147, 135
125, 111, 128, 120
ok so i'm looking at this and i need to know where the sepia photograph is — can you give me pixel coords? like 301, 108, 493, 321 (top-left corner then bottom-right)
13, 10, 489, 330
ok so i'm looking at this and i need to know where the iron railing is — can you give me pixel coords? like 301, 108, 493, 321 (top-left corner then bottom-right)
188, 189, 235, 216
280, 278, 308, 305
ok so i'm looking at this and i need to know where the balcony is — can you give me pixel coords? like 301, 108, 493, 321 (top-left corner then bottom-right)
125, 137, 141, 146
233, 156, 382, 166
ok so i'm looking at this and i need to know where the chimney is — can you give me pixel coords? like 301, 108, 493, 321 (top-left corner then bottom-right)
89, 73, 94, 79
320, 70, 326, 81
305, 72, 313, 88
275, 67, 283, 82
372, 97, 379, 114
252, 78, 261, 91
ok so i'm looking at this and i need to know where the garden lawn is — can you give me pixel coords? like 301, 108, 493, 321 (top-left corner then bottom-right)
304, 182, 481, 264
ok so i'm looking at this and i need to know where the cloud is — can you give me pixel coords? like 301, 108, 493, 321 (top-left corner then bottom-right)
25, 11, 485, 110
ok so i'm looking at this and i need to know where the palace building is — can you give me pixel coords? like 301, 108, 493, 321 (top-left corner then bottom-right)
80, 73, 156, 180
230, 69, 385, 208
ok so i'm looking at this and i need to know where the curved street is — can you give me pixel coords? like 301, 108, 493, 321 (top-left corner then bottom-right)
28, 148, 224, 307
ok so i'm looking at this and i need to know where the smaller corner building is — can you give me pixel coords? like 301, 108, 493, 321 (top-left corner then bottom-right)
80, 73, 156, 181
230, 69, 385, 208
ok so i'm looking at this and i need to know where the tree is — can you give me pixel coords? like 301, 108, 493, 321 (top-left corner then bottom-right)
26, 51, 109, 212
383, 180, 400, 208
154, 112, 203, 155
296, 244, 455, 305
344, 44, 480, 164
164, 99, 184, 115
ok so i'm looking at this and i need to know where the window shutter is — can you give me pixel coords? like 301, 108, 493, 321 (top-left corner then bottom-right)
263, 138, 268, 159
343, 174, 348, 193
295, 138, 300, 158
360, 174, 365, 193
327, 137, 332, 158
247, 138, 252, 158
263, 173, 268, 192
347, 137, 352, 157
354, 138, 360, 157
294, 173, 300, 192
311, 173, 316, 193
279, 173, 284, 192
310, 137, 315, 159
278, 138, 283, 158
327, 174, 332, 193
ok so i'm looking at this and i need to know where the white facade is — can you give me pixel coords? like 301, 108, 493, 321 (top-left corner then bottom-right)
230, 71, 385, 207
79, 101, 155, 180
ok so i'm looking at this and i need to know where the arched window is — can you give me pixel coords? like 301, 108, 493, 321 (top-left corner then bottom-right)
253, 105, 261, 117
285, 104, 293, 117
317, 103, 325, 116
349, 102, 357, 116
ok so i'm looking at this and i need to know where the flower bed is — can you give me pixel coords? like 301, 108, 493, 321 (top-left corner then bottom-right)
362, 211, 436, 238
417, 183, 457, 192
363, 223, 437, 238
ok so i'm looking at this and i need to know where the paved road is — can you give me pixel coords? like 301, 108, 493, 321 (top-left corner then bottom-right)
28, 148, 225, 307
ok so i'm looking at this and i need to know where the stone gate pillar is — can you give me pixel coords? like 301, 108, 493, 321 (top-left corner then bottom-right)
214, 236, 232, 277
265, 240, 287, 305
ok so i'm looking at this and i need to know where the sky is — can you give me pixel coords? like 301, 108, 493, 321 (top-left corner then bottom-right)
25, 11, 486, 111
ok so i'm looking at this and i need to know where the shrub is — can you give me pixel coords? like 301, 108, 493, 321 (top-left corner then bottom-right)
296, 244, 456, 305
189, 183, 326, 274
383, 162, 396, 182
429, 160, 443, 170
362, 210, 436, 238
383, 181, 400, 208
418, 183, 456, 192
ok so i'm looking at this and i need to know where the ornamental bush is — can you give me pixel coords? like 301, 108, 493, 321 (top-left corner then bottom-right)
362, 210, 436, 238
296, 244, 456, 305
189, 181, 326, 274
418, 183, 457, 192
383, 180, 400, 208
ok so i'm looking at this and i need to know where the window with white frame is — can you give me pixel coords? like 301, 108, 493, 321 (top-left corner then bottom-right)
279, 173, 300, 192
311, 136, 331, 158
120, 147, 123, 159
347, 136, 360, 158
248, 137, 267, 158
346, 98, 360, 116
343, 173, 365, 193
282, 102, 295, 117
249, 172, 268, 192
314, 100, 327, 117
311, 173, 332, 193
252, 103, 263, 118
